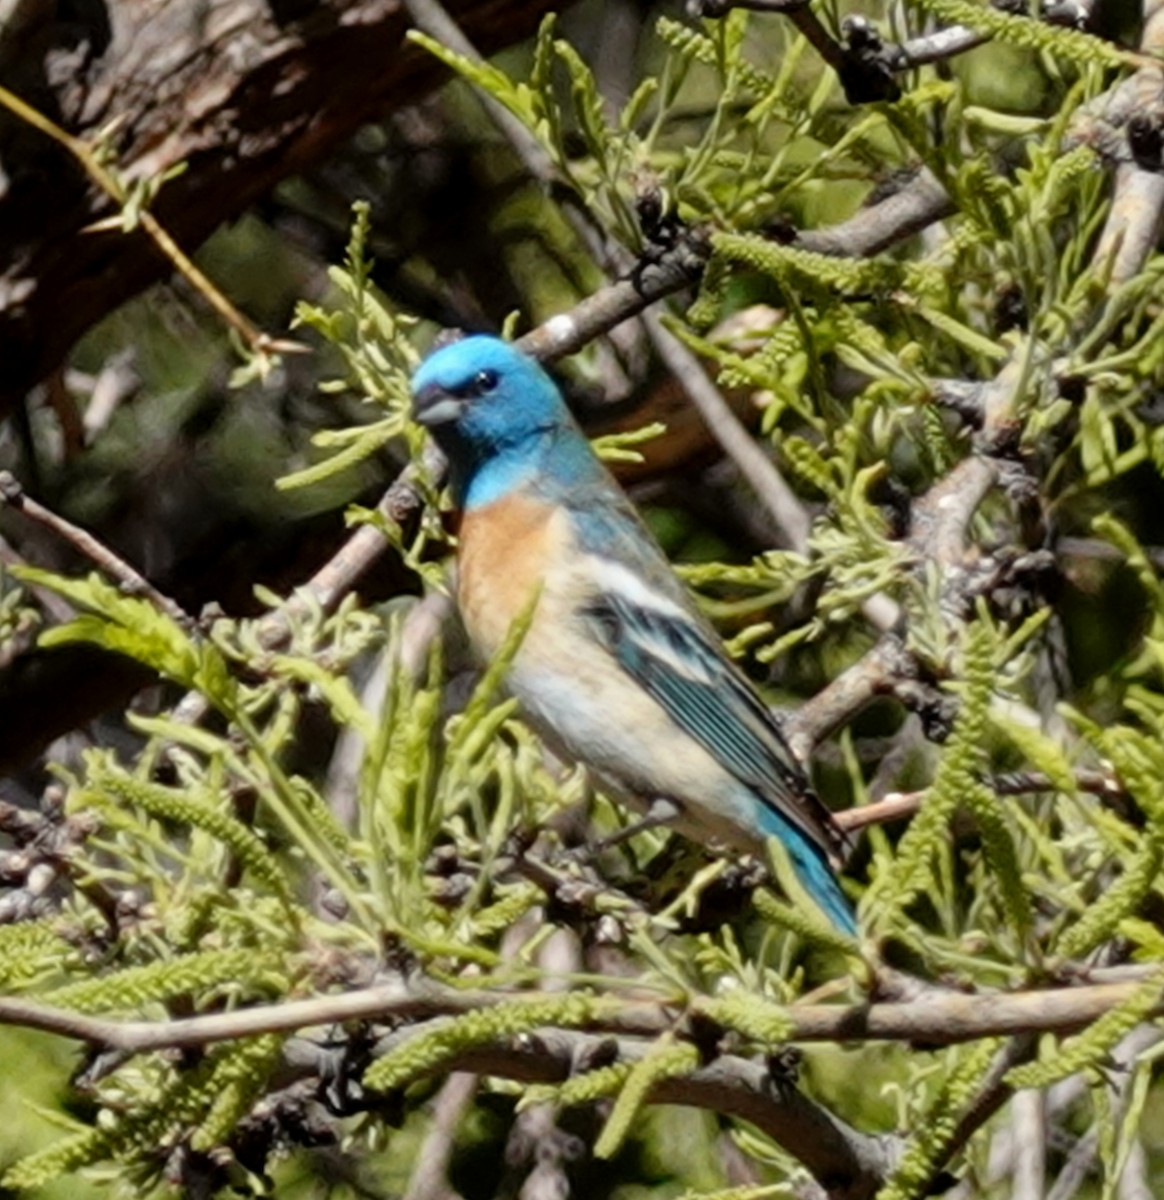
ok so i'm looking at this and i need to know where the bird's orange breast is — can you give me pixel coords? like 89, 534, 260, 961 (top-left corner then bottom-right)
457, 493, 560, 660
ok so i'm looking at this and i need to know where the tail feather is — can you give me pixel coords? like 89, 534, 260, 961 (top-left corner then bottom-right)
756, 804, 858, 937
791, 842, 858, 937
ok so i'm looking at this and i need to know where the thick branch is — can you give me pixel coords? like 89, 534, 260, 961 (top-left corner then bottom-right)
448, 1032, 894, 1200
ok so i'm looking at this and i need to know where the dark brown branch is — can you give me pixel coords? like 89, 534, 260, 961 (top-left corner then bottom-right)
0, 0, 573, 414
447, 1031, 895, 1200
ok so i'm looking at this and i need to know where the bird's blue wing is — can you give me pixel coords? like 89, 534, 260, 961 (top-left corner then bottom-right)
580, 590, 849, 862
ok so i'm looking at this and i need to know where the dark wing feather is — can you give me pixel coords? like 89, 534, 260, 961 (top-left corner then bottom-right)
583, 591, 848, 860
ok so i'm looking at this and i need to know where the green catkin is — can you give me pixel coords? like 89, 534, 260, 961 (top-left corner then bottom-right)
958, 782, 1032, 937
880, 618, 994, 919
699, 991, 794, 1045
754, 886, 857, 954
593, 1037, 701, 1159
713, 232, 904, 295
0, 920, 71, 989
2, 1128, 115, 1191
5, 1049, 225, 1190
469, 885, 542, 939
364, 993, 601, 1092
555, 1061, 635, 1106
1057, 843, 1162, 960
41, 948, 285, 1014
687, 254, 732, 331
190, 1034, 285, 1151
85, 772, 289, 900
877, 1039, 1005, 1200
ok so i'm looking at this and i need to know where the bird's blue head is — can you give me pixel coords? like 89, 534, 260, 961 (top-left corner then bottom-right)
412, 335, 592, 509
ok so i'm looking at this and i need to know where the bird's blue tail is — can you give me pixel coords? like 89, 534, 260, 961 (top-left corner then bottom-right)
757, 806, 857, 937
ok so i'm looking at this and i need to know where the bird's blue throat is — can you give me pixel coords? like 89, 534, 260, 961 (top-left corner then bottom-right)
441, 420, 604, 510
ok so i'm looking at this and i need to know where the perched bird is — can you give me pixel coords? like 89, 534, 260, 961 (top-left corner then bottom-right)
411, 335, 856, 935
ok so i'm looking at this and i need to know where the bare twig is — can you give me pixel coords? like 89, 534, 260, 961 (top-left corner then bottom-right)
0, 471, 192, 629
896, 25, 990, 65
402, 1072, 478, 1200
783, 635, 910, 757
1010, 1089, 1048, 1200
1091, 0, 1164, 284
642, 313, 812, 550
0, 82, 304, 362
798, 168, 954, 256
838, 767, 1125, 832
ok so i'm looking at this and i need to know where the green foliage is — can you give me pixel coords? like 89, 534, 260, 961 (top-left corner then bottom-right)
877, 1038, 1006, 1200
285, 202, 421, 495
12, 568, 237, 709
593, 1036, 701, 1159
364, 993, 606, 1093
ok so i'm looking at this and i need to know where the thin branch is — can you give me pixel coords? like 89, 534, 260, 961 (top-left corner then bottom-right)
642, 313, 812, 551
784, 634, 911, 758
0, 470, 192, 629
0, 81, 304, 362
909, 455, 1000, 567
1011, 1088, 1048, 1200
448, 1031, 894, 1200
0, 974, 1159, 1053
402, 1072, 477, 1200
798, 168, 954, 257
896, 25, 990, 65
927, 1036, 1038, 1195
838, 767, 1125, 832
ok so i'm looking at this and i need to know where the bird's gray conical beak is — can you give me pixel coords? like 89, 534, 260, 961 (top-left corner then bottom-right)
412, 383, 465, 426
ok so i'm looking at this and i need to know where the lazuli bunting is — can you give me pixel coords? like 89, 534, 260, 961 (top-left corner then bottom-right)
411, 335, 856, 935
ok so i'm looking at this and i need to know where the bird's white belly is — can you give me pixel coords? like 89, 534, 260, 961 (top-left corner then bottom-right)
456, 495, 761, 851
510, 599, 760, 851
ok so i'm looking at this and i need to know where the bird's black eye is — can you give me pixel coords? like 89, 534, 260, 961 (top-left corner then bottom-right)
474, 369, 499, 395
